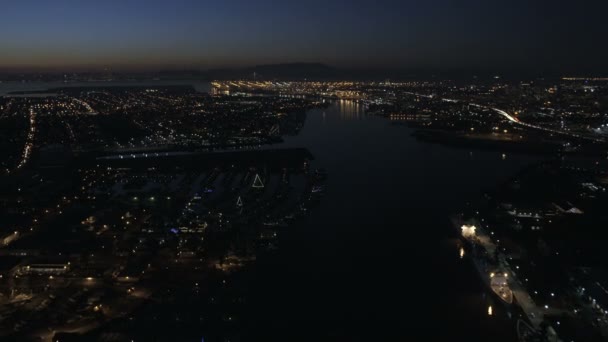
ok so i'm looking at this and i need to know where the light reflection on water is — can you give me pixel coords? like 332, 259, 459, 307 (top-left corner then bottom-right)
250, 100, 541, 341
337, 99, 365, 120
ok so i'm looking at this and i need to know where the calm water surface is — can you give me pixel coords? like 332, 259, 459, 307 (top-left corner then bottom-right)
246, 100, 541, 341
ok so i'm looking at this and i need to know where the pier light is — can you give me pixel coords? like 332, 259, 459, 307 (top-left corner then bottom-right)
488, 305, 493, 316
461, 225, 477, 238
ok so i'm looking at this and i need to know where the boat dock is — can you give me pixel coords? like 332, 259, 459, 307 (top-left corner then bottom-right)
452, 215, 557, 333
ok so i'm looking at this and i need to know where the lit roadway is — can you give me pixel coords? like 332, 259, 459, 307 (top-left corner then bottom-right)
403, 92, 606, 143
71, 97, 97, 114
8, 107, 37, 174
490, 106, 605, 143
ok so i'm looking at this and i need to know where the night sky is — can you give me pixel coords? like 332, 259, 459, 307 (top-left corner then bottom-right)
1, 0, 607, 73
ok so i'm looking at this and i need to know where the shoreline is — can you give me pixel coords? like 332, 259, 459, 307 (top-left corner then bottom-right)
413, 129, 608, 157
450, 214, 562, 341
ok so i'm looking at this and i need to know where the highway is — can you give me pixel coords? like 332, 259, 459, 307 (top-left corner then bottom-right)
403, 91, 606, 143
71, 97, 97, 115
